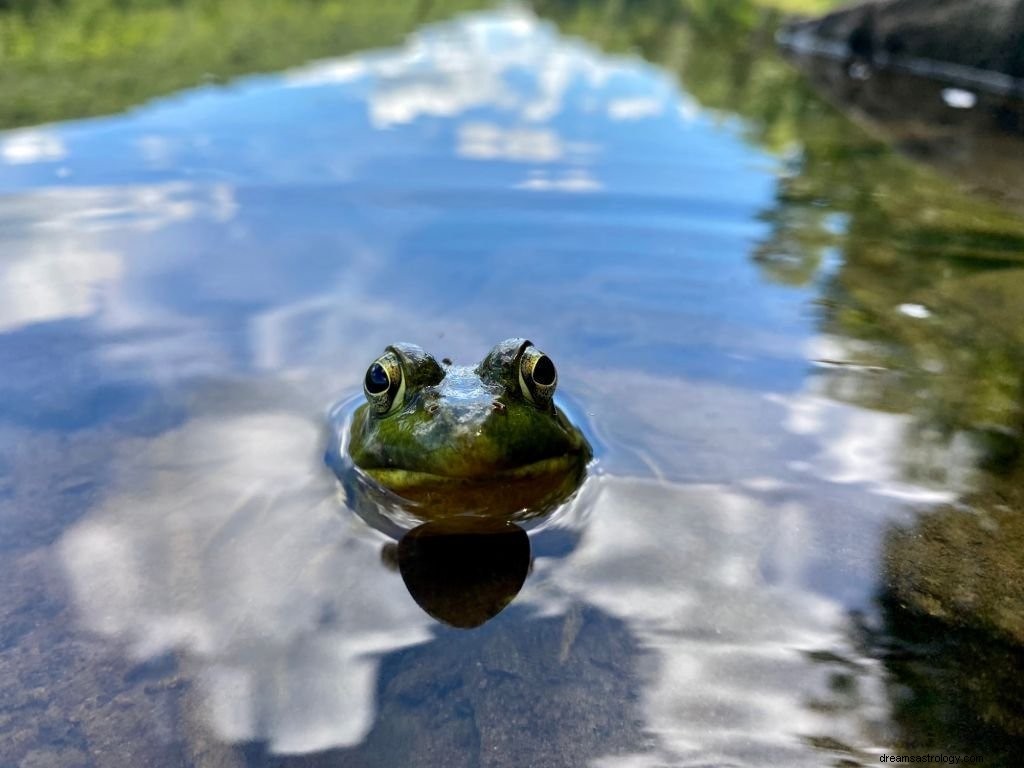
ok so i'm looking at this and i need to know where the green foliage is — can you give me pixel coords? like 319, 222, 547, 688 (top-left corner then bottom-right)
534, 0, 1024, 448
0, 0, 485, 128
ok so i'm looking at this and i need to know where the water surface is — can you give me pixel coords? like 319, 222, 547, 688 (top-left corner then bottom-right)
2, 4, 1024, 767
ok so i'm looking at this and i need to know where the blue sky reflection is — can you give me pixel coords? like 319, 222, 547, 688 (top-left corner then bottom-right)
0, 7, 969, 765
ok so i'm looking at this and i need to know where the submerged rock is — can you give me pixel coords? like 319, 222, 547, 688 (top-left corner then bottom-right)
884, 452, 1024, 646
878, 457, 1024, 751
782, 0, 1024, 91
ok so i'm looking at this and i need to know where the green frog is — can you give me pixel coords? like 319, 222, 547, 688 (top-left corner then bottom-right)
347, 338, 592, 518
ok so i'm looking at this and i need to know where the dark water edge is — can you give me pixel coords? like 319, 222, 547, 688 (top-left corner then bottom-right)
2, 1, 1024, 767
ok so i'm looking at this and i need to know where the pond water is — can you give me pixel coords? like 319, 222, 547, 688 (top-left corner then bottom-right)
2, 4, 1024, 767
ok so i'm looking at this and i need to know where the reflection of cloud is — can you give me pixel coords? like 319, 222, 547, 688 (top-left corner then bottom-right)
1, 130, 67, 164
777, 392, 951, 499
284, 6, 686, 139
785, 335, 975, 501
53, 350, 946, 759
532, 476, 892, 765
608, 97, 664, 121
4, 182, 237, 235
941, 87, 977, 110
371, 70, 509, 126
516, 168, 601, 192
245, 260, 489, 383
457, 122, 562, 162
0, 241, 122, 332
897, 302, 930, 319
57, 396, 897, 761
768, 390, 967, 502
0, 184, 237, 334
59, 406, 432, 754
286, 59, 368, 87
677, 100, 700, 122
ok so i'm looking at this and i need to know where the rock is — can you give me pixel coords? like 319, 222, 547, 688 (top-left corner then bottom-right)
782, 52, 1024, 213
884, 457, 1024, 645
782, 0, 1024, 91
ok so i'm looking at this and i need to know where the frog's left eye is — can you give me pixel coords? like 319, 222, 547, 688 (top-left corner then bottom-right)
364, 352, 405, 415
518, 345, 557, 407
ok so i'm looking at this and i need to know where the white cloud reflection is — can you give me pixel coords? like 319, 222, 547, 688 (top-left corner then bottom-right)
528, 476, 892, 765
785, 334, 975, 502
51, 345, 938, 761
283, 5, 685, 195
608, 96, 665, 121
59, 407, 433, 754
1, 130, 67, 164
57, 404, 898, 762
0, 241, 122, 332
457, 122, 563, 162
0, 184, 236, 333
286, 8, 629, 128
515, 168, 602, 192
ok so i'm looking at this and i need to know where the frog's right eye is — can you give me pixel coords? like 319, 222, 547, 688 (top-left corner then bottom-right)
363, 352, 405, 415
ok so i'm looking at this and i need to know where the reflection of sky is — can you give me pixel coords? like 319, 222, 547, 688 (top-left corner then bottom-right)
59, 399, 897, 763
0, 9, 726, 198
0, 6, 807, 462
59, 405, 434, 754
0, 7, 965, 766
528, 475, 895, 765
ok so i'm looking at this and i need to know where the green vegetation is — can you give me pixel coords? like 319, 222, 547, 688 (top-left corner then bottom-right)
536, 0, 1024, 446
0, 0, 486, 128
0, 0, 843, 129
531, 1, 1024, 754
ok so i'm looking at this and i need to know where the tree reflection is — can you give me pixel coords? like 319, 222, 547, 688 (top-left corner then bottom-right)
529, 0, 1024, 759
0, 0, 488, 129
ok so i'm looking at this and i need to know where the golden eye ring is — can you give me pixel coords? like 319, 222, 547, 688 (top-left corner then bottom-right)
518, 346, 557, 407
363, 352, 405, 415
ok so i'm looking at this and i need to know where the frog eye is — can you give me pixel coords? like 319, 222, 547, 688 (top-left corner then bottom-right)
363, 352, 406, 415
518, 345, 557, 407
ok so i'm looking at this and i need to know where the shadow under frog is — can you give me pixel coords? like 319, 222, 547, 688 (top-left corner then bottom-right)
328, 338, 593, 628
380, 519, 532, 629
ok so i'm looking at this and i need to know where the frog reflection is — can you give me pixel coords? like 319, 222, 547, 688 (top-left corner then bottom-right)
381, 519, 532, 629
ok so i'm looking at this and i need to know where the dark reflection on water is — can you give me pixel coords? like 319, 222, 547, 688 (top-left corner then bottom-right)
2, 2, 1024, 767
392, 520, 532, 629
781, 52, 1024, 215
249, 604, 650, 768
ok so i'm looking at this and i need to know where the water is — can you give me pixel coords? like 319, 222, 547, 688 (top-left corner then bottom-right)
2, 3, 1024, 767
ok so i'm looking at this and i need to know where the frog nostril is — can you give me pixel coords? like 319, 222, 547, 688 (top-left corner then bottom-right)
492, 400, 506, 413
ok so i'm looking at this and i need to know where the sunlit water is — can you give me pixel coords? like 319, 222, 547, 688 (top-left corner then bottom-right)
2, 6, 1024, 768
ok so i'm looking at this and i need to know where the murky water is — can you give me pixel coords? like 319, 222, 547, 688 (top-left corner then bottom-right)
2, 3, 1024, 767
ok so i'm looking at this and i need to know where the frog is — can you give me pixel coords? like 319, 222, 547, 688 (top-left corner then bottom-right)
347, 338, 592, 518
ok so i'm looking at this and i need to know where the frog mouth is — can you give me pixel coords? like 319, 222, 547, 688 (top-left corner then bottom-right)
360, 454, 586, 493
